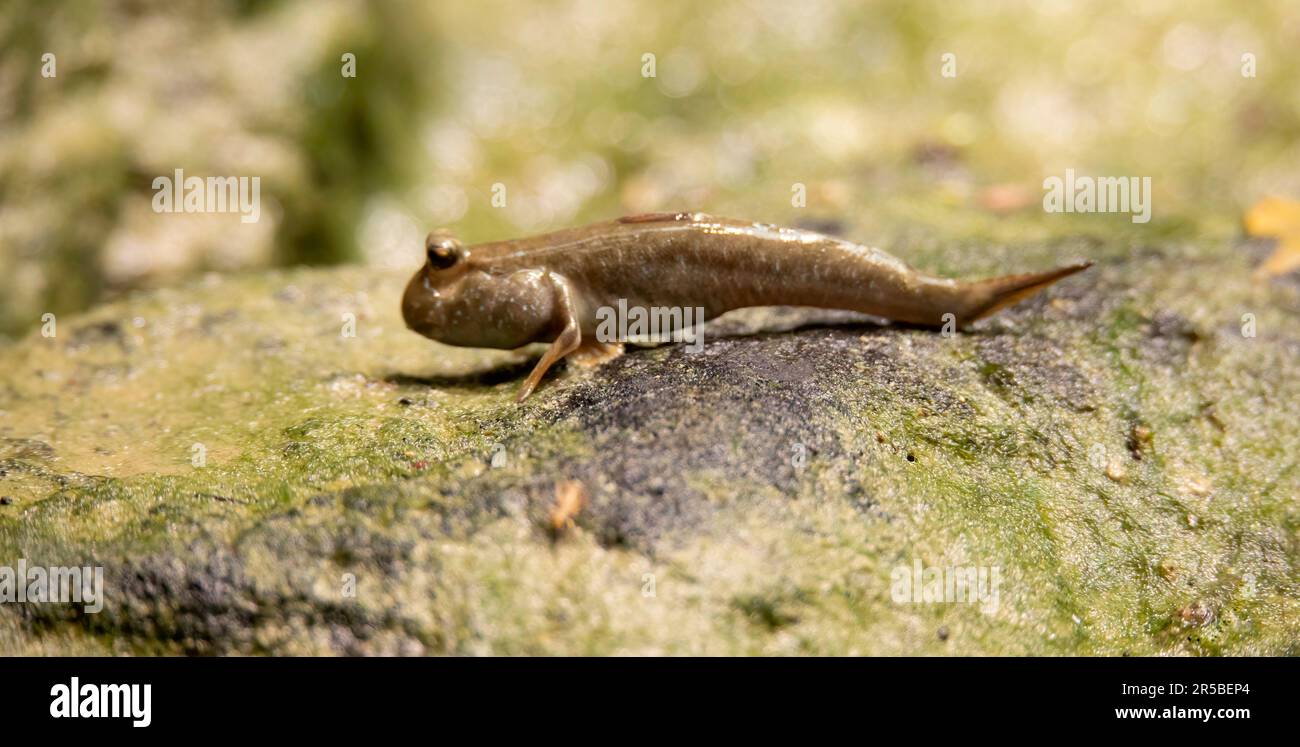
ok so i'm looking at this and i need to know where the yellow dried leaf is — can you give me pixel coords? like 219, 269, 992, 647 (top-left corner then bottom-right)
1244, 196, 1300, 236
1243, 196, 1300, 279
1257, 238, 1300, 278
548, 479, 588, 532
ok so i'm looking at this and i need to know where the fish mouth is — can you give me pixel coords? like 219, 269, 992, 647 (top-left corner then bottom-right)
400, 271, 437, 336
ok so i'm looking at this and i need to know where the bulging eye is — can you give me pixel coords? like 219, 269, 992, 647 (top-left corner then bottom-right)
426, 243, 458, 269
424, 231, 463, 269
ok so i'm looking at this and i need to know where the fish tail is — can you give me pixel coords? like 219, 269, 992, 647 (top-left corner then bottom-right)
958, 261, 1094, 323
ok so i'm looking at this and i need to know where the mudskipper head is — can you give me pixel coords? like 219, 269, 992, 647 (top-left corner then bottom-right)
401, 229, 469, 338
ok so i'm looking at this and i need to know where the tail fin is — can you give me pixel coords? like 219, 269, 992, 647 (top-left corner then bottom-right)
961, 261, 1093, 322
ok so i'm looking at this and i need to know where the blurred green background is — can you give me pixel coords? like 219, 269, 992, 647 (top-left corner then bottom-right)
2, 0, 1297, 338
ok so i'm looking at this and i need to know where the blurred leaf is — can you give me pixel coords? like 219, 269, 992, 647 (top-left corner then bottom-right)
1244, 197, 1300, 279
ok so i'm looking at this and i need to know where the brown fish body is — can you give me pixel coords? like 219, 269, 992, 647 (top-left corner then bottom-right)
402, 212, 1091, 400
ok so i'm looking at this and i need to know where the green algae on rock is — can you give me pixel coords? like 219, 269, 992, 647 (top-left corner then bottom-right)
0, 234, 1298, 655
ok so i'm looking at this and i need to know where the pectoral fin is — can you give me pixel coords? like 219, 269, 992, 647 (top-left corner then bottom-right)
517, 325, 581, 401
516, 277, 582, 401
566, 340, 625, 368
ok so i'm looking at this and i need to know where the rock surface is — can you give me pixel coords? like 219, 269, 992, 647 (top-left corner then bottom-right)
1, 235, 1298, 655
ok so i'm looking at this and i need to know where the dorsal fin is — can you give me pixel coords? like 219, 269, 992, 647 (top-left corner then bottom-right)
618, 212, 700, 224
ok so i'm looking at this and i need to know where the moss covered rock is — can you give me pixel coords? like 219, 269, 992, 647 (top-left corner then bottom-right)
1, 231, 1297, 654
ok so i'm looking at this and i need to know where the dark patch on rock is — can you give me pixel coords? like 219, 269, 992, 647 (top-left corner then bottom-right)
67, 320, 126, 351
835, 476, 876, 513
975, 336, 1098, 412
473, 324, 988, 551
856, 333, 977, 418
49, 521, 441, 654
0, 438, 55, 462
1141, 310, 1202, 366
529, 329, 891, 550
16, 544, 253, 653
